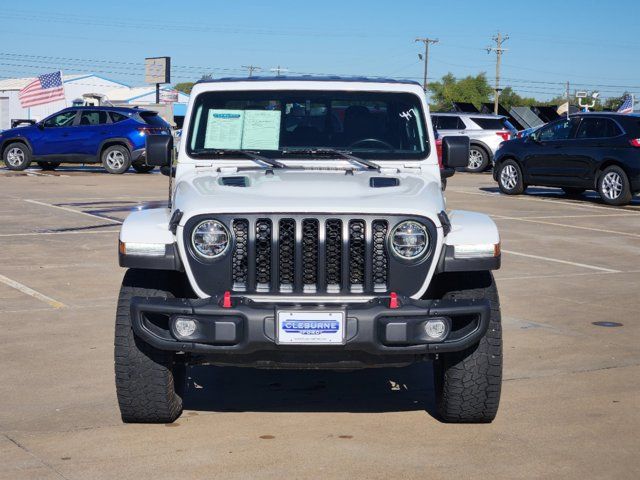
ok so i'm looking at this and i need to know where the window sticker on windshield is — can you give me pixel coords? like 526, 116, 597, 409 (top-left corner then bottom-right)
204, 109, 244, 149
400, 109, 414, 121
241, 110, 281, 150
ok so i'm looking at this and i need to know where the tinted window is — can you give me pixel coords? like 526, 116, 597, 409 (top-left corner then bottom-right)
433, 115, 463, 130
140, 112, 170, 127
470, 117, 508, 130
43, 111, 76, 128
575, 118, 622, 139
538, 118, 579, 141
79, 110, 109, 126
110, 112, 129, 123
188, 90, 428, 160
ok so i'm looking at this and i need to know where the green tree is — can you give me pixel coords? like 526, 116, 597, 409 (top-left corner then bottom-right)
428, 73, 493, 111
174, 82, 195, 95
498, 87, 538, 111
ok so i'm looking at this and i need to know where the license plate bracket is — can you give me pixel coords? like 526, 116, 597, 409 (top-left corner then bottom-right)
276, 310, 346, 345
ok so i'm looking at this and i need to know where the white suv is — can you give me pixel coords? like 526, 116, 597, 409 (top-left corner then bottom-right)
115, 77, 503, 424
432, 113, 514, 172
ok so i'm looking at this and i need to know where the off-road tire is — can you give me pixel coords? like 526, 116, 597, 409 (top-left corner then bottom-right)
114, 269, 185, 423
101, 145, 131, 174
597, 165, 632, 206
433, 271, 502, 423
497, 159, 526, 195
3, 142, 32, 171
466, 145, 489, 173
37, 161, 60, 171
132, 162, 155, 174
562, 187, 585, 196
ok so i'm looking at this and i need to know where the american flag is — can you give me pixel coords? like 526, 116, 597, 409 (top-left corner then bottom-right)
18, 71, 65, 108
617, 94, 634, 114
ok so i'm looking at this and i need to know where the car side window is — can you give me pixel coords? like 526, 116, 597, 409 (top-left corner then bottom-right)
79, 111, 109, 126
537, 118, 579, 141
43, 111, 77, 128
110, 112, 129, 123
575, 118, 622, 139
437, 116, 463, 130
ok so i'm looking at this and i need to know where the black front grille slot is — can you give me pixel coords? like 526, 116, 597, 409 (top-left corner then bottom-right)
255, 219, 272, 291
278, 219, 295, 292
302, 219, 319, 292
231, 220, 249, 291
348, 220, 366, 292
372, 220, 388, 292
325, 219, 342, 292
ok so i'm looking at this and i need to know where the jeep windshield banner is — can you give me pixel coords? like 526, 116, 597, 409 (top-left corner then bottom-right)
188, 90, 429, 160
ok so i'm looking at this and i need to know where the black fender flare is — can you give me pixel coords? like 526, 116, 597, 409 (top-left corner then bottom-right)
468, 140, 494, 162
97, 138, 132, 158
1, 136, 34, 157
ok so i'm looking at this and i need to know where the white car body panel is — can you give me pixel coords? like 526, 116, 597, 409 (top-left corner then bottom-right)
445, 210, 500, 246
119, 208, 174, 245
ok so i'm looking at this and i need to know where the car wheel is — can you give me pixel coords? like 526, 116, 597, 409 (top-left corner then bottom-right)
497, 159, 526, 195
598, 166, 632, 206
102, 145, 131, 174
132, 162, 155, 174
37, 161, 60, 171
562, 187, 585, 196
3, 142, 32, 171
466, 146, 489, 173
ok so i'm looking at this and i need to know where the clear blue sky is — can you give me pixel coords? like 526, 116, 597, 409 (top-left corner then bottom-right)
1, 0, 639, 100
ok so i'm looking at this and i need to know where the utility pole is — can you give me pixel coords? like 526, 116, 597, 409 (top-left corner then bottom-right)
241, 65, 261, 77
487, 32, 509, 115
565, 81, 571, 119
415, 37, 438, 92
270, 66, 289, 77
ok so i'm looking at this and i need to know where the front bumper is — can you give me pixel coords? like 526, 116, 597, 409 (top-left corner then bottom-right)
130, 295, 490, 367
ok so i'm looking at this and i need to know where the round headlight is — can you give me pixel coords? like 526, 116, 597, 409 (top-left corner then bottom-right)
391, 221, 429, 260
191, 220, 229, 258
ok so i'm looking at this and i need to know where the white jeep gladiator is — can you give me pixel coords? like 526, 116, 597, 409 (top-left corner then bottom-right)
115, 77, 502, 424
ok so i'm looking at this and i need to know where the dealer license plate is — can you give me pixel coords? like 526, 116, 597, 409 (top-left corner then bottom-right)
276, 311, 345, 345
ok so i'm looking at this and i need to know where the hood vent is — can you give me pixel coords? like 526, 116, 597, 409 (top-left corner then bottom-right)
220, 176, 249, 187
370, 177, 399, 188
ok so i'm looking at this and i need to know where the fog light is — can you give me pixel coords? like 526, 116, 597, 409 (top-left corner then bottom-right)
174, 317, 197, 338
424, 319, 448, 340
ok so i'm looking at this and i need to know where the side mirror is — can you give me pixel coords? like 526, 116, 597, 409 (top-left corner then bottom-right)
145, 134, 173, 167
442, 136, 469, 169
36, 122, 44, 130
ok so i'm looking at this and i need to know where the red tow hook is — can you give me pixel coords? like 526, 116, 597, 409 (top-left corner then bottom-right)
389, 292, 400, 309
222, 291, 232, 308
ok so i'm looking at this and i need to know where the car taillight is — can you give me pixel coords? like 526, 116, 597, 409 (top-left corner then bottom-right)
629, 138, 640, 147
436, 138, 443, 169
496, 130, 511, 141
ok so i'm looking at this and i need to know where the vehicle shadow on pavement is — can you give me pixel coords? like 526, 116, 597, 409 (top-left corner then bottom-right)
182, 362, 438, 417
479, 186, 640, 206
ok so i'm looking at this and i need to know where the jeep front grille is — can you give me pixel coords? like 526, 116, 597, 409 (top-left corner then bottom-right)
230, 216, 390, 295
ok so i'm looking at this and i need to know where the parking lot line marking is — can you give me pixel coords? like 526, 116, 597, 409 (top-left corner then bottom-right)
493, 215, 640, 238
502, 249, 621, 273
0, 229, 119, 237
448, 188, 640, 213
500, 213, 640, 220
24, 199, 123, 224
0, 273, 66, 309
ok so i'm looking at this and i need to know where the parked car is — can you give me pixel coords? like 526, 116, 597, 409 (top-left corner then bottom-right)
431, 112, 515, 172
115, 77, 503, 424
0, 106, 171, 174
516, 125, 543, 139
493, 113, 640, 205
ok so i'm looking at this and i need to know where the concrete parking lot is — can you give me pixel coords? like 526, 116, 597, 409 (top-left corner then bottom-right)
0, 166, 638, 480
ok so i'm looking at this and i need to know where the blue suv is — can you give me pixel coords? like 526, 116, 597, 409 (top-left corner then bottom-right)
0, 106, 171, 174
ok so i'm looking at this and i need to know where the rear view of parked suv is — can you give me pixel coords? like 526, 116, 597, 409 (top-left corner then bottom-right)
432, 113, 514, 172
493, 113, 640, 205
0, 106, 171, 174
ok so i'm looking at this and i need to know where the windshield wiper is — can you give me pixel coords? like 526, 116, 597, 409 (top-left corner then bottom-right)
281, 148, 380, 171
191, 149, 285, 169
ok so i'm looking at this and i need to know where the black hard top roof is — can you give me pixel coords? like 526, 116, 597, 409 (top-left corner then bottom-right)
195, 75, 421, 86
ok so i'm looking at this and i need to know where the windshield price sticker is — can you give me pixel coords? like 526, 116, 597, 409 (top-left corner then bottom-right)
277, 311, 345, 345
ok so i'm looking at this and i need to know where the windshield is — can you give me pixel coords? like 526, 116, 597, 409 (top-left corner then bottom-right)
187, 90, 429, 160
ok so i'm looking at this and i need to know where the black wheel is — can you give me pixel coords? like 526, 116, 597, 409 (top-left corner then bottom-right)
37, 161, 60, 171
433, 271, 502, 423
597, 165, 632, 206
3, 142, 32, 171
114, 269, 185, 423
132, 162, 155, 174
466, 145, 489, 172
497, 159, 526, 195
101, 145, 131, 174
